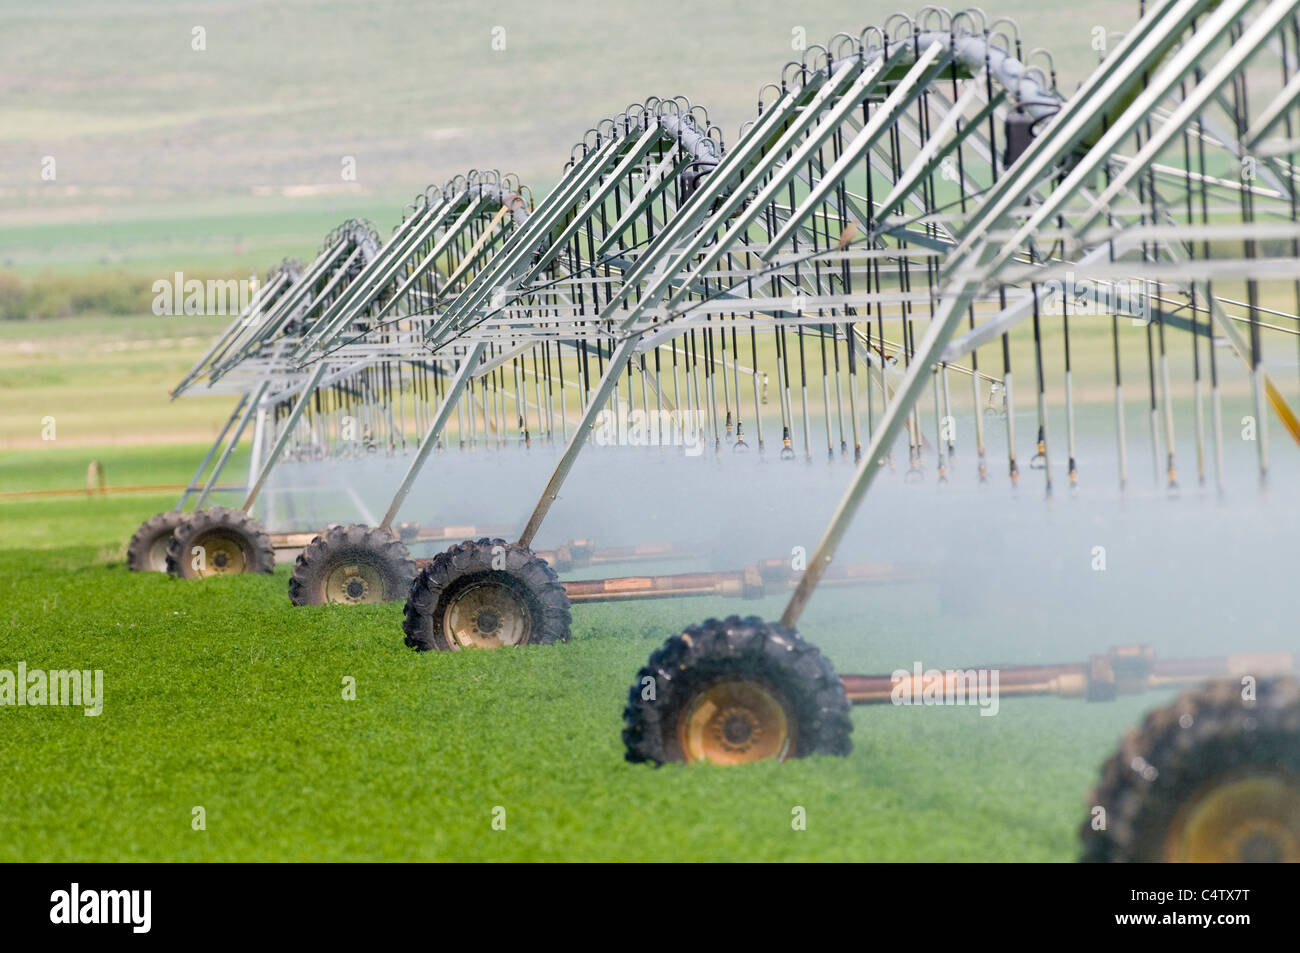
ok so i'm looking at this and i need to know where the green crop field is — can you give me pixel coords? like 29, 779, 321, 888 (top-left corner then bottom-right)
0, 311, 1177, 863
0, 453, 1158, 862
3, 299, 1294, 861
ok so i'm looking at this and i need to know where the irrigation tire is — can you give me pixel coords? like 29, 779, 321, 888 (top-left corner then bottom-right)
1081, 676, 1300, 862
623, 615, 852, 765
164, 506, 275, 578
289, 524, 416, 606
402, 538, 570, 651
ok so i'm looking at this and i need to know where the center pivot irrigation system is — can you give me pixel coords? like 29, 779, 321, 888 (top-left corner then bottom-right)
130, 4, 1300, 861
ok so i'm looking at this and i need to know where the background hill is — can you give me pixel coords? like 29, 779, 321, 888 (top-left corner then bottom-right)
1, 0, 1138, 277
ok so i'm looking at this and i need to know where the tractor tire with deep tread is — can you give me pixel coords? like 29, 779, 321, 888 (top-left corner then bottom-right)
623, 615, 853, 766
288, 523, 417, 606
402, 538, 571, 651
1081, 676, 1300, 862
164, 506, 276, 578
127, 511, 188, 572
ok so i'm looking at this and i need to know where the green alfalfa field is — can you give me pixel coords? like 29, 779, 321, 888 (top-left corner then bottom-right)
0, 316, 1170, 863
0, 481, 1161, 862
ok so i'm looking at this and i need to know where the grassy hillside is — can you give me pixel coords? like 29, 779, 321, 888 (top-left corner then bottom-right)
0, 0, 1140, 277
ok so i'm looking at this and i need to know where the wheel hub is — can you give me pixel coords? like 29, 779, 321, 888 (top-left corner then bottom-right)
194, 533, 247, 576
678, 677, 793, 765
719, 709, 758, 750
443, 581, 531, 648
324, 561, 383, 605
1165, 773, 1300, 862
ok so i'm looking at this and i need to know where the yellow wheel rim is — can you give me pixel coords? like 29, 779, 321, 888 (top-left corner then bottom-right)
324, 560, 384, 604
443, 581, 531, 649
678, 677, 793, 765
192, 532, 247, 576
1164, 773, 1300, 862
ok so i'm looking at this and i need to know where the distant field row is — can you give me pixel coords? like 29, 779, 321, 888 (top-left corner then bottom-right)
1, 306, 1295, 465
0, 191, 421, 278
